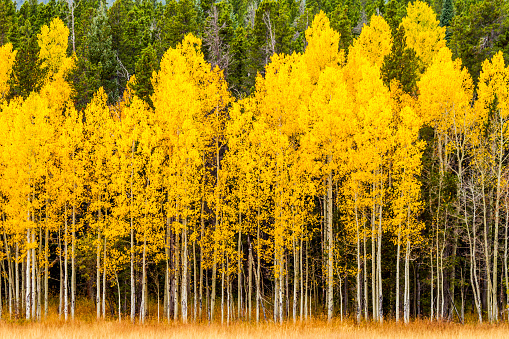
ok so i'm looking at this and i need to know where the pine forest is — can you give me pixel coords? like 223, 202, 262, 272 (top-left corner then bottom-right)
1, 0, 509, 330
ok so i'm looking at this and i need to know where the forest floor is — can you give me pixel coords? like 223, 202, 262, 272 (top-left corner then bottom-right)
0, 318, 507, 339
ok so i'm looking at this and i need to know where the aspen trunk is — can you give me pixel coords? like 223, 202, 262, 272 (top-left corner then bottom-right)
327, 170, 333, 321
299, 238, 303, 321
15, 242, 19, 318
181, 219, 188, 323
363, 229, 368, 320
255, 210, 261, 323
468, 194, 482, 322
72, 202, 76, 320
504, 202, 509, 316
26, 228, 30, 320
130, 139, 136, 323
227, 256, 230, 325
481, 177, 493, 321
304, 240, 308, 320
102, 234, 106, 319
491, 129, 504, 322
404, 238, 410, 324
140, 236, 147, 324
377, 202, 383, 322
211, 125, 221, 323
199, 195, 205, 320
221, 254, 225, 324
164, 214, 169, 321
293, 237, 297, 323
371, 198, 377, 321
31, 230, 36, 320
174, 224, 180, 321
96, 216, 101, 320
238, 224, 242, 321
44, 217, 49, 318
64, 204, 68, 321
248, 236, 253, 321
355, 193, 361, 323
396, 228, 401, 322
37, 226, 41, 320
193, 237, 197, 321
58, 226, 62, 318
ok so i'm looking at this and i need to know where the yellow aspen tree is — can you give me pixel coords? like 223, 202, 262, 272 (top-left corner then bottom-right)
418, 46, 477, 321
59, 103, 83, 320
0, 43, 16, 101
82, 88, 114, 320
303, 11, 342, 83
37, 17, 76, 319
304, 65, 354, 321
392, 106, 425, 323
110, 84, 146, 323
348, 15, 393, 69
400, 1, 446, 69
301, 13, 346, 321
475, 51, 509, 322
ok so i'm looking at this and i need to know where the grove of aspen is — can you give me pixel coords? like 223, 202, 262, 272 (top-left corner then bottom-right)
1, 0, 509, 326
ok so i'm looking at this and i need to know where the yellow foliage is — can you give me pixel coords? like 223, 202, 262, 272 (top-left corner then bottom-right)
349, 15, 392, 69
401, 0, 446, 69
418, 47, 474, 131
38, 17, 73, 76
477, 51, 509, 121
303, 10, 343, 83
0, 43, 16, 100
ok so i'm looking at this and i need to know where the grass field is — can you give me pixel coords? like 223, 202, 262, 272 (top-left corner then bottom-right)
0, 318, 507, 339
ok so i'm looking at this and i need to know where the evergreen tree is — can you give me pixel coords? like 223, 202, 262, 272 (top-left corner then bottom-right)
450, 0, 508, 81
0, 0, 16, 45
9, 19, 44, 99
85, 0, 119, 102
440, 0, 454, 41
329, 3, 353, 51
132, 43, 158, 107
381, 25, 420, 94
158, 0, 199, 54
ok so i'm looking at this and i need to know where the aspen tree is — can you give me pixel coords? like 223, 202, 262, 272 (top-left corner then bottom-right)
0, 43, 16, 101
476, 51, 509, 322
302, 11, 343, 322
392, 106, 425, 323
111, 81, 146, 323
305, 66, 353, 321
400, 1, 446, 69
418, 47, 478, 321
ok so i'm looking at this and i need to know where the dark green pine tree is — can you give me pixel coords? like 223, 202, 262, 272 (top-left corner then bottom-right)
384, 0, 401, 35
157, 0, 199, 54
381, 25, 421, 95
72, 0, 119, 108
450, 0, 508, 81
440, 0, 454, 41
0, 0, 16, 46
329, 3, 353, 52
132, 43, 158, 108
109, 0, 157, 96
9, 15, 45, 99
229, 25, 250, 96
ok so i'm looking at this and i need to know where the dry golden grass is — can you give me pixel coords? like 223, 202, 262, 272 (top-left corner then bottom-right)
0, 318, 507, 339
